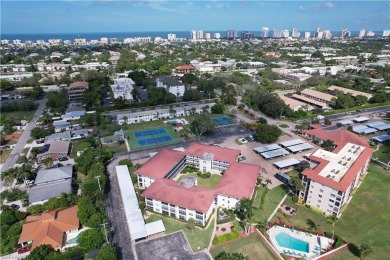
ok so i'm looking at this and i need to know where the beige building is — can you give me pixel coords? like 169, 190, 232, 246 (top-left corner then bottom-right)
300, 143, 373, 217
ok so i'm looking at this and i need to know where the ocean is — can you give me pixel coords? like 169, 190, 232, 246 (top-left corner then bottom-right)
0, 31, 382, 42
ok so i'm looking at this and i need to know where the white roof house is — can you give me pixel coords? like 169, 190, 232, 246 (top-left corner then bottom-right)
111, 78, 135, 101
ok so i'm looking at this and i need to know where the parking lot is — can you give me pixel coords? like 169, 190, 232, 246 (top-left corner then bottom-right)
136, 232, 210, 260
215, 132, 321, 189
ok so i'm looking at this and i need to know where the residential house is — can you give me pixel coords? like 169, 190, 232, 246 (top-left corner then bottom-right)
156, 76, 185, 97
28, 165, 73, 204
68, 81, 89, 102
175, 65, 196, 74
38, 141, 70, 162
45, 131, 72, 143
53, 120, 72, 133
18, 206, 79, 250
111, 78, 135, 101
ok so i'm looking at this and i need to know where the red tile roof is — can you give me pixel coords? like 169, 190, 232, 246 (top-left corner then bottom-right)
175, 65, 196, 70
303, 129, 369, 147
136, 149, 184, 179
303, 144, 373, 192
215, 162, 260, 199
310, 124, 323, 129
141, 179, 215, 213
185, 143, 241, 163
19, 206, 79, 250
69, 81, 89, 89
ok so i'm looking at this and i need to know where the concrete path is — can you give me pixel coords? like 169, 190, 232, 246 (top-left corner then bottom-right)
267, 194, 288, 222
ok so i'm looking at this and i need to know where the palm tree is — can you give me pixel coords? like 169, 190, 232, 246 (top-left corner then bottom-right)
359, 243, 373, 260
42, 157, 53, 168
326, 215, 338, 242
236, 198, 253, 222
265, 179, 272, 188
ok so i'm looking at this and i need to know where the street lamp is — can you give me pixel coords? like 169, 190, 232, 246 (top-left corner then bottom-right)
95, 176, 102, 191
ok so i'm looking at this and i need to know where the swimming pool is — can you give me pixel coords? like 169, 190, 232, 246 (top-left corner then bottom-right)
275, 232, 309, 253
66, 234, 80, 245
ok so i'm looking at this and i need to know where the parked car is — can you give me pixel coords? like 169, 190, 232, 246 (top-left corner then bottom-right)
238, 156, 246, 162
58, 157, 68, 161
24, 180, 34, 185
17, 247, 31, 254
10, 204, 20, 210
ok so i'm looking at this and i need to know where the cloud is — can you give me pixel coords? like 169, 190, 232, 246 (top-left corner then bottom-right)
298, 5, 305, 11
132, 0, 189, 14
205, 1, 231, 10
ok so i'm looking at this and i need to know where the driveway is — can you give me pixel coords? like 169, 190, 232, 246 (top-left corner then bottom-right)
1, 98, 47, 189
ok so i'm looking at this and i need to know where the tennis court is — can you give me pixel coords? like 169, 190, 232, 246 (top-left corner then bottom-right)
213, 117, 233, 126
134, 128, 166, 137
126, 126, 183, 150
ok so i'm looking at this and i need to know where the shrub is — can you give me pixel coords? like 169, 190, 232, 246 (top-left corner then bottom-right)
119, 159, 133, 167
260, 188, 269, 210
212, 230, 240, 245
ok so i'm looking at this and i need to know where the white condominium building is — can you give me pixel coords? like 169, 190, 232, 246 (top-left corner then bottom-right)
300, 143, 373, 217
110, 78, 135, 101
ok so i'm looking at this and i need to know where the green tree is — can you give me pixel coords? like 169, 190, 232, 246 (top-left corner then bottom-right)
258, 117, 268, 125
190, 114, 216, 136
211, 103, 225, 114
186, 218, 196, 234
215, 251, 248, 260
0, 210, 17, 225
183, 89, 201, 101
181, 73, 198, 85
220, 85, 237, 105
255, 124, 282, 143
78, 229, 104, 250
30, 86, 44, 100
26, 245, 53, 260
0, 79, 15, 91
322, 139, 335, 151
359, 243, 373, 260
326, 215, 338, 242
77, 196, 97, 225
370, 93, 389, 103
236, 198, 253, 221
324, 118, 332, 126
96, 244, 117, 260
119, 159, 133, 167
42, 157, 53, 168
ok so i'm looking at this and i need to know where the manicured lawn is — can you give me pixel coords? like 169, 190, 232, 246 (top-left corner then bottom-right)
145, 213, 214, 252
253, 187, 263, 208
272, 165, 390, 260
252, 185, 288, 222
177, 172, 222, 189
210, 234, 277, 260
0, 149, 12, 164
373, 144, 390, 164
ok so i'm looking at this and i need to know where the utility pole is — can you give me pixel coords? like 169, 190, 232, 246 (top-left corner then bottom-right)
95, 176, 102, 191
101, 223, 109, 243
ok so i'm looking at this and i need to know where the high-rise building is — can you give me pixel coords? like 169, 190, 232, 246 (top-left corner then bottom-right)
214, 33, 221, 39
196, 30, 204, 39
226, 29, 238, 39
272, 29, 281, 38
323, 30, 332, 39
382, 30, 390, 37
317, 31, 324, 39
358, 29, 366, 38
240, 31, 254, 40
340, 29, 350, 38
291, 28, 300, 38
366, 31, 375, 37
204, 33, 211, 39
304, 32, 311, 39
261, 27, 269, 38
281, 30, 290, 38
190, 30, 197, 40
315, 27, 321, 38
167, 33, 176, 41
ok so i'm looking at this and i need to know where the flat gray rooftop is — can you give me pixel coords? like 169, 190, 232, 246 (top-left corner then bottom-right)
136, 231, 210, 260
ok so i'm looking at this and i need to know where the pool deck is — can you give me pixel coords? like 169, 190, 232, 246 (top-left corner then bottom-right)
267, 226, 332, 259
62, 227, 90, 250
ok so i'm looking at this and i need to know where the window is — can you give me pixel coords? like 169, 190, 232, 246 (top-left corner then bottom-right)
318, 200, 322, 203
338, 191, 343, 196
196, 214, 203, 220
335, 202, 340, 206
330, 194, 336, 198
329, 199, 334, 203
320, 189, 324, 193
319, 195, 323, 198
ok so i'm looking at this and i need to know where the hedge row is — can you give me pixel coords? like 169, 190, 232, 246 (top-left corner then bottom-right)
324, 232, 344, 248
212, 230, 240, 245
260, 188, 269, 210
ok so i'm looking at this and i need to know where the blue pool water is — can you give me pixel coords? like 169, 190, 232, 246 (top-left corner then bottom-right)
66, 234, 80, 245
275, 233, 309, 253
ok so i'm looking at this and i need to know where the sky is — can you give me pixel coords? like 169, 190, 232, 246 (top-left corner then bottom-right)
1, 0, 389, 34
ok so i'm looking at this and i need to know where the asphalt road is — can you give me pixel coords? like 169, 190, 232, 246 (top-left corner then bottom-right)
106, 160, 135, 260
295, 105, 390, 124
0, 98, 47, 189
